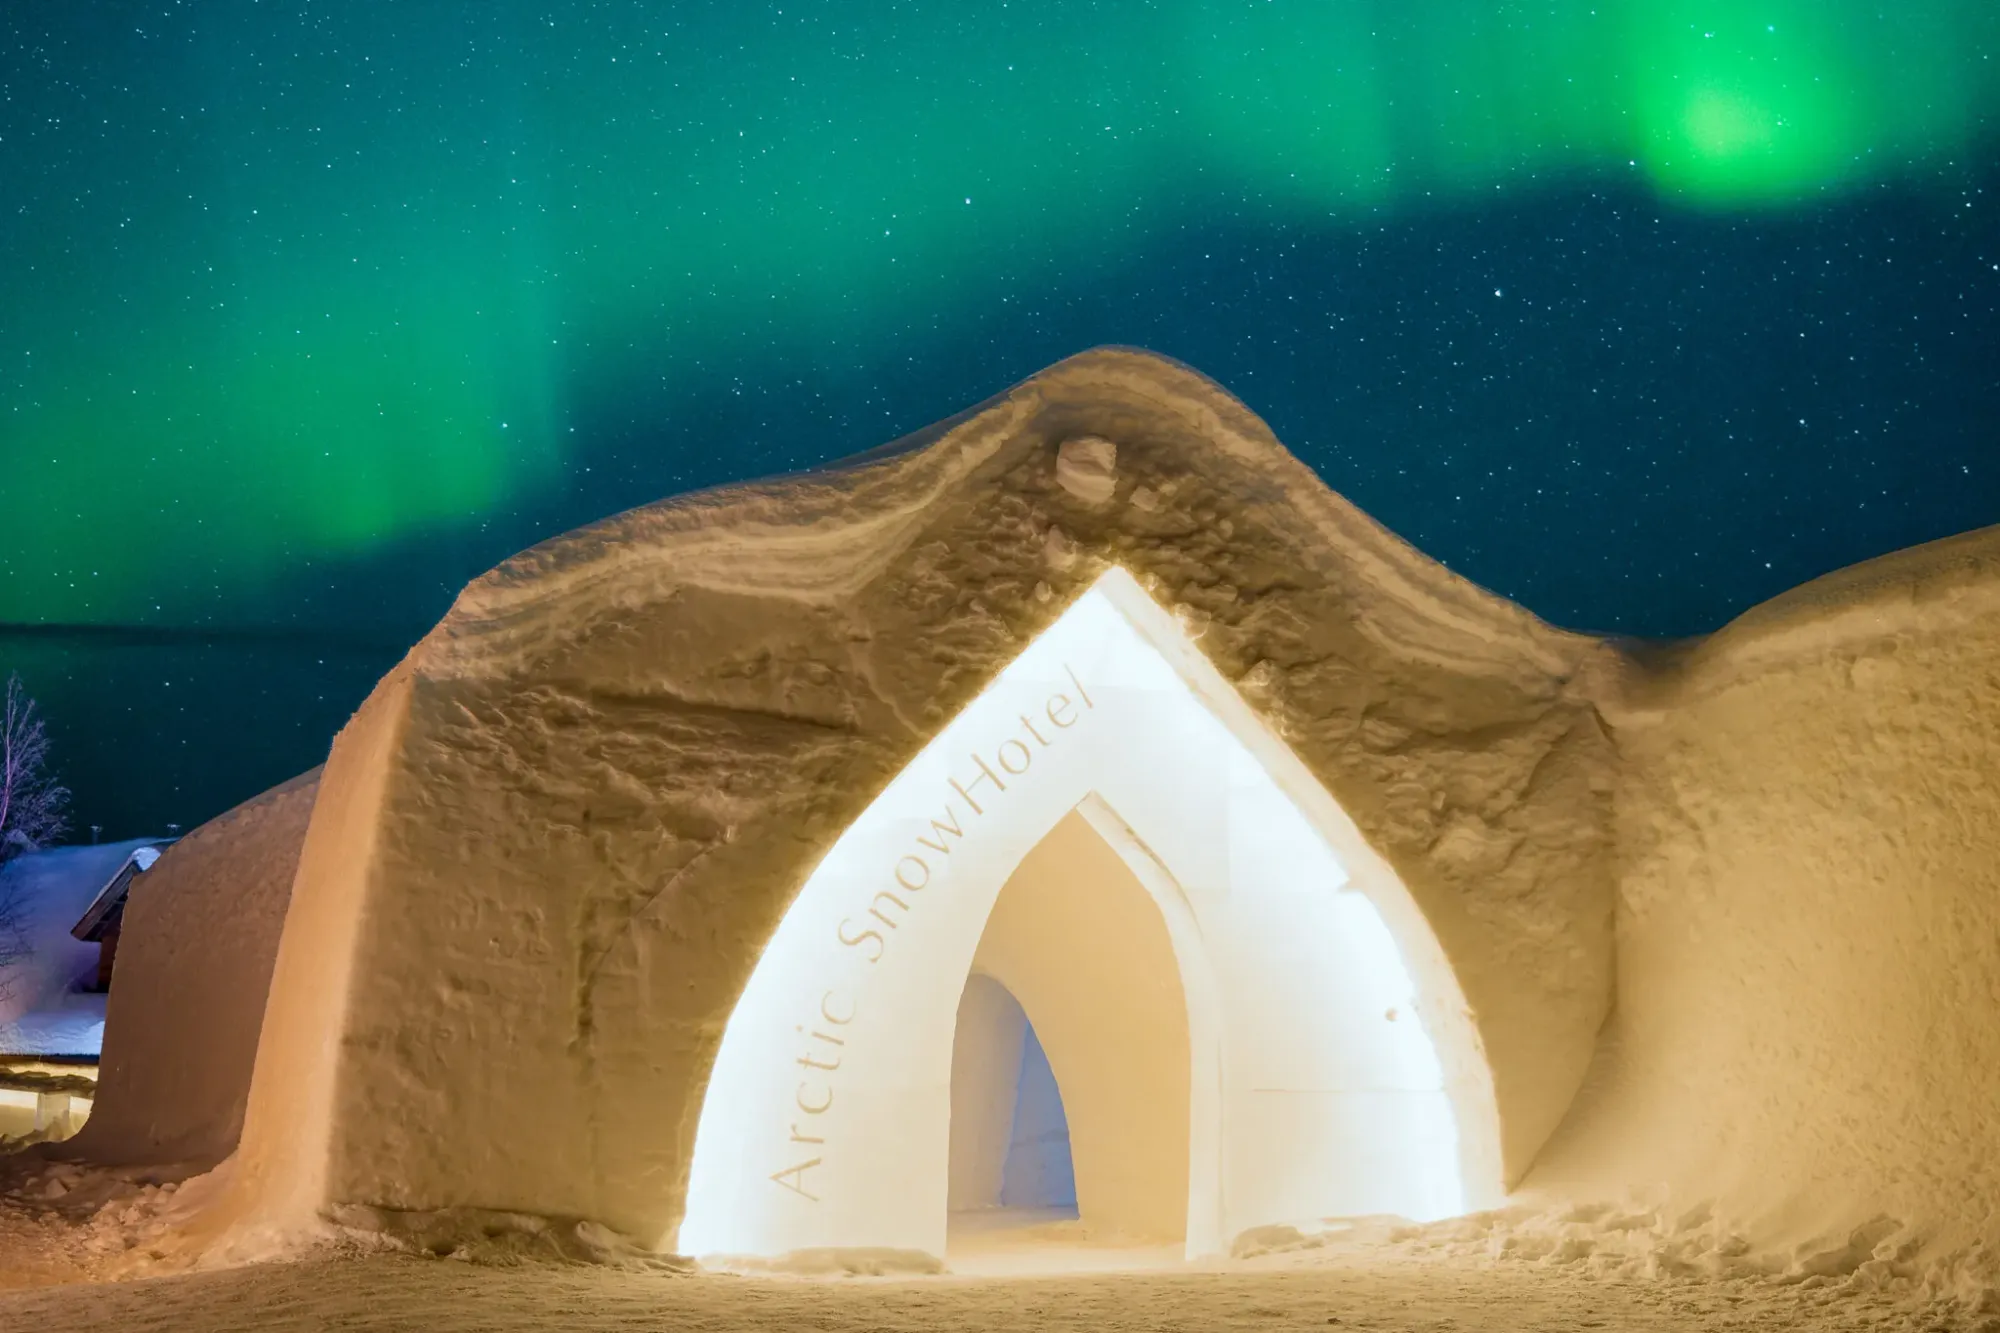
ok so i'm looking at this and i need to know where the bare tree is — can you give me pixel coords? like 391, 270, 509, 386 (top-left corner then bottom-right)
0, 673, 58, 1002
0, 874, 26, 997
1, 672, 69, 862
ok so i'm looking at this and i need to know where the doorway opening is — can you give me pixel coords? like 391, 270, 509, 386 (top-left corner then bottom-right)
676, 567, 1497, 1267
947, 977, 1076, 1228
946, 802, 1203, 1265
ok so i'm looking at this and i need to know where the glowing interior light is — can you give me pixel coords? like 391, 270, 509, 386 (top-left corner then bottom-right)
676, 567, 1497, 1263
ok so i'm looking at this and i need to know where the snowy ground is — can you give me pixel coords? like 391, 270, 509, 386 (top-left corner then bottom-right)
0, 1236, 1968, 1333
2, 1161, 1994, 1333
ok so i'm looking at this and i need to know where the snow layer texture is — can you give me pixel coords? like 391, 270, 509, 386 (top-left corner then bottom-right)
1524, 522, 2000, 1279
61, 768, 319, 1168
211, 348, 1617, 1250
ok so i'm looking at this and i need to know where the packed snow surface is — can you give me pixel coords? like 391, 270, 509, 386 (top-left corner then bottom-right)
3, 1162, 1998, 1333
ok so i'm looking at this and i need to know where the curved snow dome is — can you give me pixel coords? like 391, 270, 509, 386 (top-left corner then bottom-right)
170, 350, 1621, 1267
678, 567, 1491, 1261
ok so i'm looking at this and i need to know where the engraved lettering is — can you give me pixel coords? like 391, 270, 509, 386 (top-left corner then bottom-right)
949, 752, 1008, 815
915, 806, 967, 856
1066, 662, 1094, 708
837, 918, 884, 962
777, 664, 1103, 1196
997, 738, 1033, 775
770, 1158, 823, 1201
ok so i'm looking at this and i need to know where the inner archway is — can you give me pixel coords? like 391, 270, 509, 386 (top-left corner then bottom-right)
948, 808, 1194, 1249
676, 567, 1499, 1264
946, 975, 1076, 1222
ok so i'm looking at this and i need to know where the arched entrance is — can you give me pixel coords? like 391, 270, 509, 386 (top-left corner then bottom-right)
677, 568, 1500, 1262
948, 807, 1194, 1249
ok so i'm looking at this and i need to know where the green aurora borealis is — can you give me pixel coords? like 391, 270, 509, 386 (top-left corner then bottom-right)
4, 1, 2000, 835
7, 1, 1997, 623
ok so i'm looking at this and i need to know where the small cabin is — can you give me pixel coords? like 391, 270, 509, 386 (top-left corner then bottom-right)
0, 838, 173, 1141
70, 842, 172, 992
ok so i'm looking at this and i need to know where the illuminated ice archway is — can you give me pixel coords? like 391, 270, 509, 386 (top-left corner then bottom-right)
678, 567, 1504, 1261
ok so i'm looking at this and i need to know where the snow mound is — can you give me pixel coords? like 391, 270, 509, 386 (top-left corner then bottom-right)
323, 1203, 691, 1271
1237, 1202, 2000, 1321
0, 1147, 234, 1274
1523, 522, 2000, 1275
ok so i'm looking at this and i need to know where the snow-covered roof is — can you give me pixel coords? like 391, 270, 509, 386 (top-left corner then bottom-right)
70, 840, 176, 943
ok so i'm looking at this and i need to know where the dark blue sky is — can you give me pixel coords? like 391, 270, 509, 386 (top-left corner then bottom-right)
3, 2, 1997, 838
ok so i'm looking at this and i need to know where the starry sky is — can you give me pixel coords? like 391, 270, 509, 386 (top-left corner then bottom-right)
3, 1, 1997, 839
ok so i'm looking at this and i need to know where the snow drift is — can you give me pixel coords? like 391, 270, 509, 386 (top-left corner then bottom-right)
1524, 523, 2000, 1273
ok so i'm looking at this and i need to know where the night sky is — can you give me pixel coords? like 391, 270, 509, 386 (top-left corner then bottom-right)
3, 2, 1997, 840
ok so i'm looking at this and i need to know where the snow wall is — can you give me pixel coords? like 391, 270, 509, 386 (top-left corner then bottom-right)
1526, 524, 2000, 1262
196, 347, 1615, 1253
60, 767, 319, 1168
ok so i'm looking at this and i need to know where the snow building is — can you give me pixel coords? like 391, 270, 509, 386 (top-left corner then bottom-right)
69, 349, 2000, 1270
